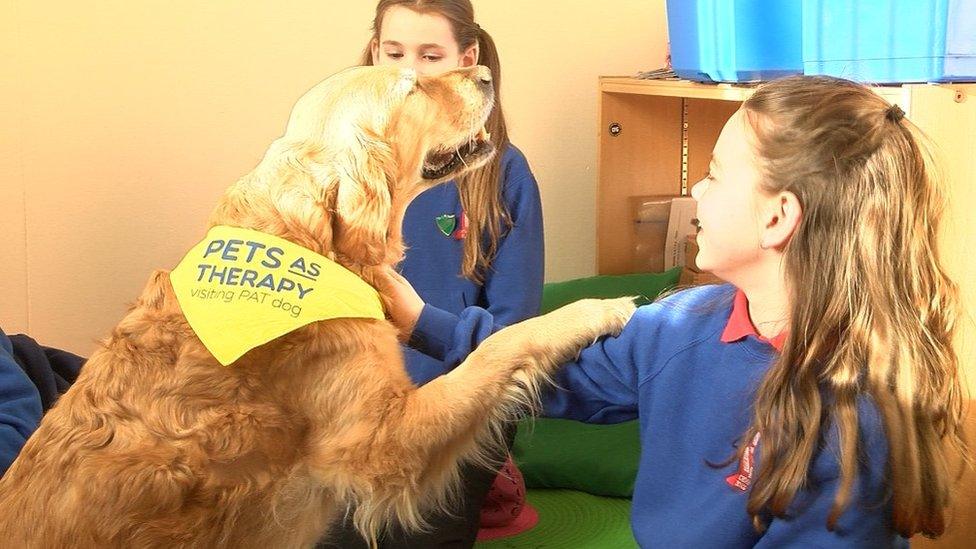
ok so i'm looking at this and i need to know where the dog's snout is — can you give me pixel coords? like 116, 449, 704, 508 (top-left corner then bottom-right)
473, 66, 492, 88
477, 77, 492, 97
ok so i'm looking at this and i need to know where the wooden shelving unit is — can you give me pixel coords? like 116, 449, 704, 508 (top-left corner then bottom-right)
597, 78, 747, 275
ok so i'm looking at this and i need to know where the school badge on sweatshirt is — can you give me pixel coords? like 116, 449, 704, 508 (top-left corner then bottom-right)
726, 432, 761, 491
435, 212, 469, 240
435, 214, 457, 237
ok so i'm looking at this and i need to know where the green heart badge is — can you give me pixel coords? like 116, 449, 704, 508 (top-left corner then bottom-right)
435, 214, 457, 237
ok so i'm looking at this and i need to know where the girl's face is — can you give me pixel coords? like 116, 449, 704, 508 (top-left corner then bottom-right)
372, 6, 478, 76
690, 109, 769, 283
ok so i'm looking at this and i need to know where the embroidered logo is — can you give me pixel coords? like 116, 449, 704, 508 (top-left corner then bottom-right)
453, 212, 469, 240
726, 432, 761, 491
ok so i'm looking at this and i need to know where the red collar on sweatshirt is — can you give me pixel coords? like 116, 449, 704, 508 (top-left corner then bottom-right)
720, 289, 787, 352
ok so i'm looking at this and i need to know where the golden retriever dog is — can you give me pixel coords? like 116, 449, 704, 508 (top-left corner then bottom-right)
0, 65, 634, 548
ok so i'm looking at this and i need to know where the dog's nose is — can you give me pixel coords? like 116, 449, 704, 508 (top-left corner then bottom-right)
473, 65, 492, 87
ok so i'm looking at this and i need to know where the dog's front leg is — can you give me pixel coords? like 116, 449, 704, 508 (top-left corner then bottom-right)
323, 297, 635, 544
392, 297, 636, 497
442, 296, 638, 415
405, 296, 637, 422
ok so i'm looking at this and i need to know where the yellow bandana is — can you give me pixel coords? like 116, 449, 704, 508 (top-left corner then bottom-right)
170, 225, 384, 365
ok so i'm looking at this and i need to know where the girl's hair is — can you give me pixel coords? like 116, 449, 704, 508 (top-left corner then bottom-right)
739, 75, 966, 537
362, 0, 511, 282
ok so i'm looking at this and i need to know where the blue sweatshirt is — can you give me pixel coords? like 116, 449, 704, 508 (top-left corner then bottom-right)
0, 328, 43, 476
400, 145, 544, 385
411, 284, 907, 548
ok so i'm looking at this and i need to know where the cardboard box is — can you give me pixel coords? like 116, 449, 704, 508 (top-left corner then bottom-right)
631, 196, 671, 272
679, 267, 724, 286
630, 195, 698, 272
664, 197, 697, 270
685, 234, 702, 272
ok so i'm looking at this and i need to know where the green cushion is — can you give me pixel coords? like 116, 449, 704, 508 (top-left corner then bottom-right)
540, 267, 681, 314
474, 489, 637, 549
511, 269, 680, 499
513, 418, 640, 497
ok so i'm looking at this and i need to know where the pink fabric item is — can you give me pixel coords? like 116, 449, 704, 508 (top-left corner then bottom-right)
476, 455, 539, 541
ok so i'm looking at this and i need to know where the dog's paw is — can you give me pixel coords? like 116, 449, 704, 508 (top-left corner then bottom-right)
474, 297, 637, 393
550, 296, 638, 340
499, 297, 637, 379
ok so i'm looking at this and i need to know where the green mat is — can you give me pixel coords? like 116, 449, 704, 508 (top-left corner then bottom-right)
540, 268, 681, 314
474, 489, 637, 549
514, 418, 639, 498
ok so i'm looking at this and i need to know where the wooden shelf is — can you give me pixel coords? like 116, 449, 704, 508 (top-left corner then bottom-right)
599, 76, 921, 111
600, 76, 756, 102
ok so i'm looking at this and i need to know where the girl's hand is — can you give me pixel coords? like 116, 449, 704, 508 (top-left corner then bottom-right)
375, 267, 425, 339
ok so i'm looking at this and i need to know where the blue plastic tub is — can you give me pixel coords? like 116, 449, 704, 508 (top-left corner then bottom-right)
665, 0, 804, 83
802, 0, 976, 83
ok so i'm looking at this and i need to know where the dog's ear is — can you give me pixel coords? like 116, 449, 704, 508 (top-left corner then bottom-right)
332, 133, 395, 266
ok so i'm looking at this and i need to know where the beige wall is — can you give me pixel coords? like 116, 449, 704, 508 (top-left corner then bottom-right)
1, 0, 668, 354
1, 6, 30, 334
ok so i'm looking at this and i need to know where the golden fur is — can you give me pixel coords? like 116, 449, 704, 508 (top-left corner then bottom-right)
0, 65, 635, 548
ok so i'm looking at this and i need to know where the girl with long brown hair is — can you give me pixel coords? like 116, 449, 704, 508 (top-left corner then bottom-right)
323, 1, 544, 547
390, 74, 967, 546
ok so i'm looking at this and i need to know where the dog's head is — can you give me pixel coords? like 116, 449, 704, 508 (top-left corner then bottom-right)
265, 65, 495, 266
